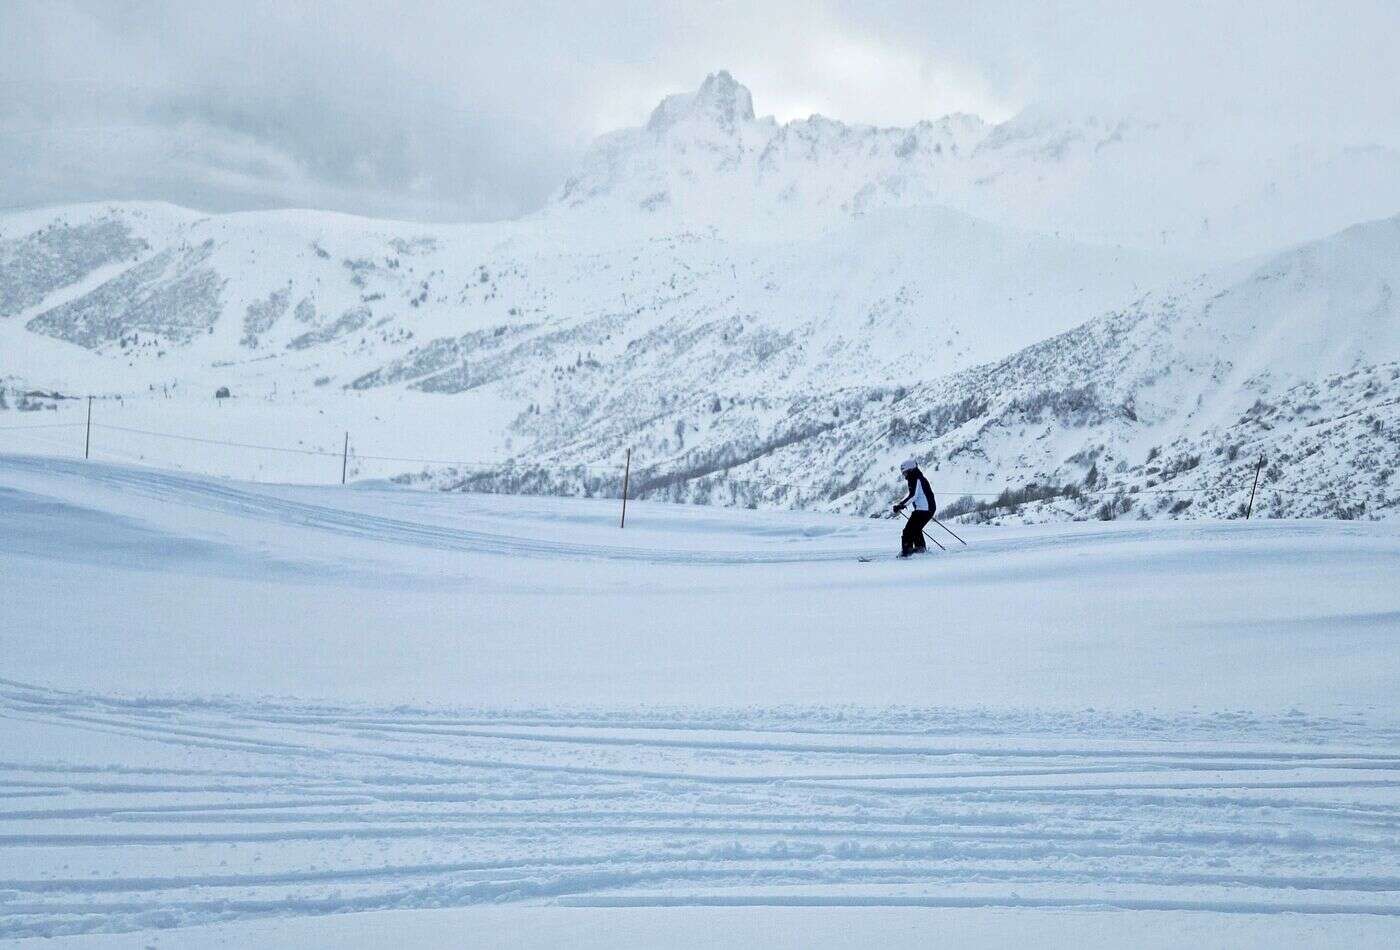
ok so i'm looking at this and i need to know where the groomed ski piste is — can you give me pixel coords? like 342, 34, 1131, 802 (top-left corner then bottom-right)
2, 452, 1400, 947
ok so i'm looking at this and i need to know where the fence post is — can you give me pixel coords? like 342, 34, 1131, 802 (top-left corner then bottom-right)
620, 448, 631, 529
85, 396, 93, 460
1246, 455, 1266, 519
341, 432, 349, 485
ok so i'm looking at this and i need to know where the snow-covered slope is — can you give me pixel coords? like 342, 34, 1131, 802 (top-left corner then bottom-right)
7, 451, 1400, 709
660, 214, 1400, 522
417, 214, 1400, 522
3, 455, 1400, 943
0, 199, 1168, 386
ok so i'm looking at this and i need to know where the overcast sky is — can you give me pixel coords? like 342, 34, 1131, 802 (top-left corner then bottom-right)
3, 0, 1397, 222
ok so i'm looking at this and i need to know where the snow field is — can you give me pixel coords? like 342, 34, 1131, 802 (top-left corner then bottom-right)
3, 453, 1397, 711
2, 453, 1399, 944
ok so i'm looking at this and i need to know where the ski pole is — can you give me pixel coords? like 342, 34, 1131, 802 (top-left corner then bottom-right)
896, 509, 946, 551
931, 516, 967, 546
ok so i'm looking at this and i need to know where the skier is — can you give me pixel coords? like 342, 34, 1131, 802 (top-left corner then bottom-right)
893, 458, 936, 557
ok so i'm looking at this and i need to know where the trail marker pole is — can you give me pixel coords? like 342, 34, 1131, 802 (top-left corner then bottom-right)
341, 432, 349, 485
84, 396, 92, 460
620, 448, 631, 529
1246, 455, 1266, 519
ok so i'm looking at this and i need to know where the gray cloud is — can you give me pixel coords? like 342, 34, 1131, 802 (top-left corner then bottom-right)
3, 0, 1397, 221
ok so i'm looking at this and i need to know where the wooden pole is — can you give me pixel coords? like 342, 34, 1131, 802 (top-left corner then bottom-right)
341, 431, 349, 485
84, 396, 93, 460
620, 448, 631, 529
1246, 455, 1266, 519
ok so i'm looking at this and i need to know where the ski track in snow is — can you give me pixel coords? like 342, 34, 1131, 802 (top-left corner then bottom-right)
2, 680, 1399, 939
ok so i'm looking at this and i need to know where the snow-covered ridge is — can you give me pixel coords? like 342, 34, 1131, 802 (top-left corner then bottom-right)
548, 72, 1400, 255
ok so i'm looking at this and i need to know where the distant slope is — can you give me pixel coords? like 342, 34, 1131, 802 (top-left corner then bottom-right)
1, 200, 1171, 379
0, 196, 1182, 489
554, 215, 1397, 522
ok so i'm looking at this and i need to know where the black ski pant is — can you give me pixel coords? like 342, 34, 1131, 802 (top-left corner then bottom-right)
902, 509, 933, 555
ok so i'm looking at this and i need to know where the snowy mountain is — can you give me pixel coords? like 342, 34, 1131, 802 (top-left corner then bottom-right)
549, 72, 1400, 257
0, 202, 1183, 496
549, 71, 990, 238
2, 74, 1397, 521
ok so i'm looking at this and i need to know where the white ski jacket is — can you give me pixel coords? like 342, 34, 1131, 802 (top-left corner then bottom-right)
910, 477, 932, 512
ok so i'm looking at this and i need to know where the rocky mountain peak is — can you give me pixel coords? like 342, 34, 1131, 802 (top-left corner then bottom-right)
646, 70, 755, 135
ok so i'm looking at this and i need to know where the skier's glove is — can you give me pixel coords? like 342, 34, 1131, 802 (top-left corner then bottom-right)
892, 503, 905, 514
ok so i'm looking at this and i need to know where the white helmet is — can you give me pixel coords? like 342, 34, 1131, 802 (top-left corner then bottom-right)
900, 458, 919, 473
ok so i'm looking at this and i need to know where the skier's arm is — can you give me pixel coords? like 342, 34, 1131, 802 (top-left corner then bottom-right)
893, 479, 915, 511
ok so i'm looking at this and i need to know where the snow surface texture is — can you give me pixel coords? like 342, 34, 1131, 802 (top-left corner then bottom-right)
3, 73, 1398, 522
2, 454, 1399, 944
15, 906, 1400, 950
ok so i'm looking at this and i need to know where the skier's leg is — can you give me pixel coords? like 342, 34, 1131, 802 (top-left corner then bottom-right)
910, 511, 932, 551
900, 517, 917, 556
